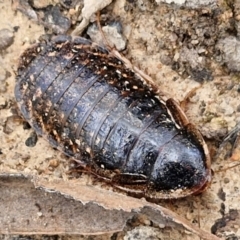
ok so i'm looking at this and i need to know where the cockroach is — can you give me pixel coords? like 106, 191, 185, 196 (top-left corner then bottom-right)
15, 35, 211, 200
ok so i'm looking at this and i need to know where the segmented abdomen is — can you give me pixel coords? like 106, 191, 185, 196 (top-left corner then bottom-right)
15, 35, 211, 199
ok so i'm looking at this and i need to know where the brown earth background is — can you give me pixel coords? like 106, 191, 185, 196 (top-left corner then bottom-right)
1, 0, 240, 239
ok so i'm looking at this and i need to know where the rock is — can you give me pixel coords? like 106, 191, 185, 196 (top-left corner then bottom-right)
0, 28, 14, 50
217, 36, 240, 72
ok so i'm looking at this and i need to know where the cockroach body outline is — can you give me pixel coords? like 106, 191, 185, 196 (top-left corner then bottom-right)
15, 35, 211, 200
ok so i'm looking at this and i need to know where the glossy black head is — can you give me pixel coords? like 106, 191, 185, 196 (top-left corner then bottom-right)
150, 133, 210, 192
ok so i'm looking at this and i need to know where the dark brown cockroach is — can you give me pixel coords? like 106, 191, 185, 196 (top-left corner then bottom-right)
15, 35, 211, 200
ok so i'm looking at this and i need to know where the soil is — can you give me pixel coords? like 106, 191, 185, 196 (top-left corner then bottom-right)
1, 0, 240, 239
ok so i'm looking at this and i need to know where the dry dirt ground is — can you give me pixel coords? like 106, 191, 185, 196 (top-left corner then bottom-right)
1, 0, 240, 239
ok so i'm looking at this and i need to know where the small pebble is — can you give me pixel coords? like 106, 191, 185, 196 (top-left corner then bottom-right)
217, 36, 240, 72
0, 67, 8, 93
218, 101, 234, 116
236, 104, 240, 112
43, 5, 71, 34
223, 178, 230, 184
32, 0, 54, 9
25, 131, 38, 147
3, 115, 19, 134
49, 159, 60, 168
37, 211, 43, 217
158, 223, 165, 228
0, 28, 14, 50
87, 23, 126, 51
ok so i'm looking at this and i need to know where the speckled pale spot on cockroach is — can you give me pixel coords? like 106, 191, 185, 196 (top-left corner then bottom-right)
69, 139, 74, 146
75, 139, 81, 145
85, 147, 91, 154
63, 53, 75, 60
95, 137, 100, 145
65, 145, 69, 150
61, 132, 67, 138
165, 118, 174, 124
32, 88, 42, 101
157, 96, 166, 106
52, 129, 58, 137
71, 48, 79, 53
48, 51, 57, 57
29, 74, 34, 82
